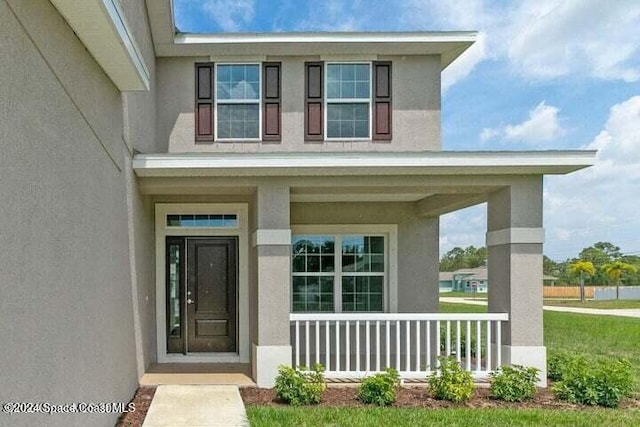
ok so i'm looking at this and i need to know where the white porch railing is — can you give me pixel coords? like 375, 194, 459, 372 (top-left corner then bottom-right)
290, 313, 508, 379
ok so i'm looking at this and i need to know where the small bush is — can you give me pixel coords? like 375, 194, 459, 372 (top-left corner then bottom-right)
548, 351, 583, 381
358, 368, 400, 406
428, 356, 474, 402
490, 365, 539, 402
274, 364, 325, 405
552, 358, 633, 407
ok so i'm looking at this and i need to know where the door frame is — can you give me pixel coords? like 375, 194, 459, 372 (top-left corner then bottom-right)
155, 203, 249, 363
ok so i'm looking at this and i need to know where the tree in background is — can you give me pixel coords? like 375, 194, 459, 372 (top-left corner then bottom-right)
568, 260, 596, 302
577, 242, 622, 285
601, 261, 638, 299
440, 246, 487, 272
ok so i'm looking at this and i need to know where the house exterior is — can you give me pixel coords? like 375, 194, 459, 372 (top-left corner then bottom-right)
1, 1, 595, 425
439, 267, 558, 293
440, 267, 489, 293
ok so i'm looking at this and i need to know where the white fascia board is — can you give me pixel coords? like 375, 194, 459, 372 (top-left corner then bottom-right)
50, 0, 150, 91
160, 31, 476, 68
132, 151, 596, 178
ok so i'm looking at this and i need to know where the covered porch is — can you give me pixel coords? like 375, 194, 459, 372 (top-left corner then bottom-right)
132, 150, 594, 387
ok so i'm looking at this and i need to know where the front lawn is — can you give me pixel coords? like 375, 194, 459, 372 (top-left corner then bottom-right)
247, 406, 640, 426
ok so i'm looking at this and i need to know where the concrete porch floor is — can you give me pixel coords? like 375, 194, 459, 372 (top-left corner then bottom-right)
140, 363, 255, 386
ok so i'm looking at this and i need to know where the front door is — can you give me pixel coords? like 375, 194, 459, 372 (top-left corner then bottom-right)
166, 237, 237, 354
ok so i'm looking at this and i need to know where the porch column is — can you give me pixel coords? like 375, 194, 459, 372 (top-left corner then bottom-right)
486, 177, 547, 386
252, 183, 292, 387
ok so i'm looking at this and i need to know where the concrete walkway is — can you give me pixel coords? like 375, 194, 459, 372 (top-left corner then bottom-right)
142, 385, 249, 427
441, 297, 640, 319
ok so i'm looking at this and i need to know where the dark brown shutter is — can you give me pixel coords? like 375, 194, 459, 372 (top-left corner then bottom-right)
305, 62, 324, 141
373, 61, 392, 140
262, 62, 281, 141
195, 62, 215, 142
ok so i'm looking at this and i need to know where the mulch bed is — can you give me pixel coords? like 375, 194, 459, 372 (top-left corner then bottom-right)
115, 386, 156, 427
240, 385, 640, 410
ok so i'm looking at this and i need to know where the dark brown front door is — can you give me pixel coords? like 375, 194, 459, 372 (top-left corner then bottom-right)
166, 237, 238, 354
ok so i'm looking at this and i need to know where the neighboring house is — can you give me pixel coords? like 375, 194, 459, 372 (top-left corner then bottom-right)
440, 267, 558, 293
440, 267, 489, 293
1, 1, 595, 425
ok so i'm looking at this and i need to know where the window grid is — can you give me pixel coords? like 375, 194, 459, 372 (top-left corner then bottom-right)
166, 214, 238, 228
215, 63, 261, 141
291, 234, 385, 313
325, 63, 372, 140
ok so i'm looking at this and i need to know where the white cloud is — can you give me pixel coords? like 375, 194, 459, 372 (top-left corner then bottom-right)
439, 204, 487, 256
201, 0, 255, 32
544, 95, 640, 259
507, 0, 640, 82
480, 101, 565, 145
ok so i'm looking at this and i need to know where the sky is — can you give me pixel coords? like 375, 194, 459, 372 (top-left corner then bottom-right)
173, 0, 640, 261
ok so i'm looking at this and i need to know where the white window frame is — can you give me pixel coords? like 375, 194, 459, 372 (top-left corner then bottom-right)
324, 62, 373, 141
214, 63, 262, 142
291, 225, 398, 313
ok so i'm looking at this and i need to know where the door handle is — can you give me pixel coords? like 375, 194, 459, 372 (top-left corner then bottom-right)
187, 298, 194, 304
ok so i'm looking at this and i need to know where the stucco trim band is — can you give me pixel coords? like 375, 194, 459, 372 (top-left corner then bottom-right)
252, 229, 292, 247
486, 227, 544, 247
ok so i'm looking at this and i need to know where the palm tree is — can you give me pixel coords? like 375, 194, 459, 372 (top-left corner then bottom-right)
568, 260, 595, 302
601, 261, 638, 299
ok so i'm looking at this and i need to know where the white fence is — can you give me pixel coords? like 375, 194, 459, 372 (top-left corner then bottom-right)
290, 313, 508, 379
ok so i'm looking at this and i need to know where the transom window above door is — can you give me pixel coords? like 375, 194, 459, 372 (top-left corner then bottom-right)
292, 234, 385, 313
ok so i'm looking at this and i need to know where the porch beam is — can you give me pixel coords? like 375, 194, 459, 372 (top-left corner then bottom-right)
414, 193, 487, 217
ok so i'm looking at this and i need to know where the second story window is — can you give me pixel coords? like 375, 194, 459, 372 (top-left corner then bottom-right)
216, 64, 261, 140
325, 63, 371, 139
195, 62, 281, 143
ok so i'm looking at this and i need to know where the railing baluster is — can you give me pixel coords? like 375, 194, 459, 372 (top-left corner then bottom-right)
376, 321, 381, 372
385, 320, 390, 369
496, 321, 502, 368
405, 320, 410, 371
446, 320, 451, 356
335, 320, 340, 372
345, 320, 350, 372
426, 320, 431, 372
305, 321, 310, 368
465, 320, 471, 371
456, 321, 461, 363
435, 320, 441, 367
295, 321, 300, 368
315, 320, 320, 365
365, 321, 371, 372
476, 321, 482, 372
415, 321, 421, 372
486, 320, 492, 371
356, 320, 361, 372
395, 321, 400, 371
325, 320, 330, 370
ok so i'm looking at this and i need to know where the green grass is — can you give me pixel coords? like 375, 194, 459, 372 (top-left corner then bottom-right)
247, 407, 640, 426
440, 291, 487, 299
543, 299, 640, 309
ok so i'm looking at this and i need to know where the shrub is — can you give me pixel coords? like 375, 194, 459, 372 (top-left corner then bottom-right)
357, 368, 400, 406
428, 356, 474, 402
489, 365, 539, 402
552, 358, 633, 407
548, 351, 583, 381
274, 364, 325, 405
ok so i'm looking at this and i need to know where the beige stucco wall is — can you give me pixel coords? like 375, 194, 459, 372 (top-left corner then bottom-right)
0, 1, 157, 426
155, 55, 441, 153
